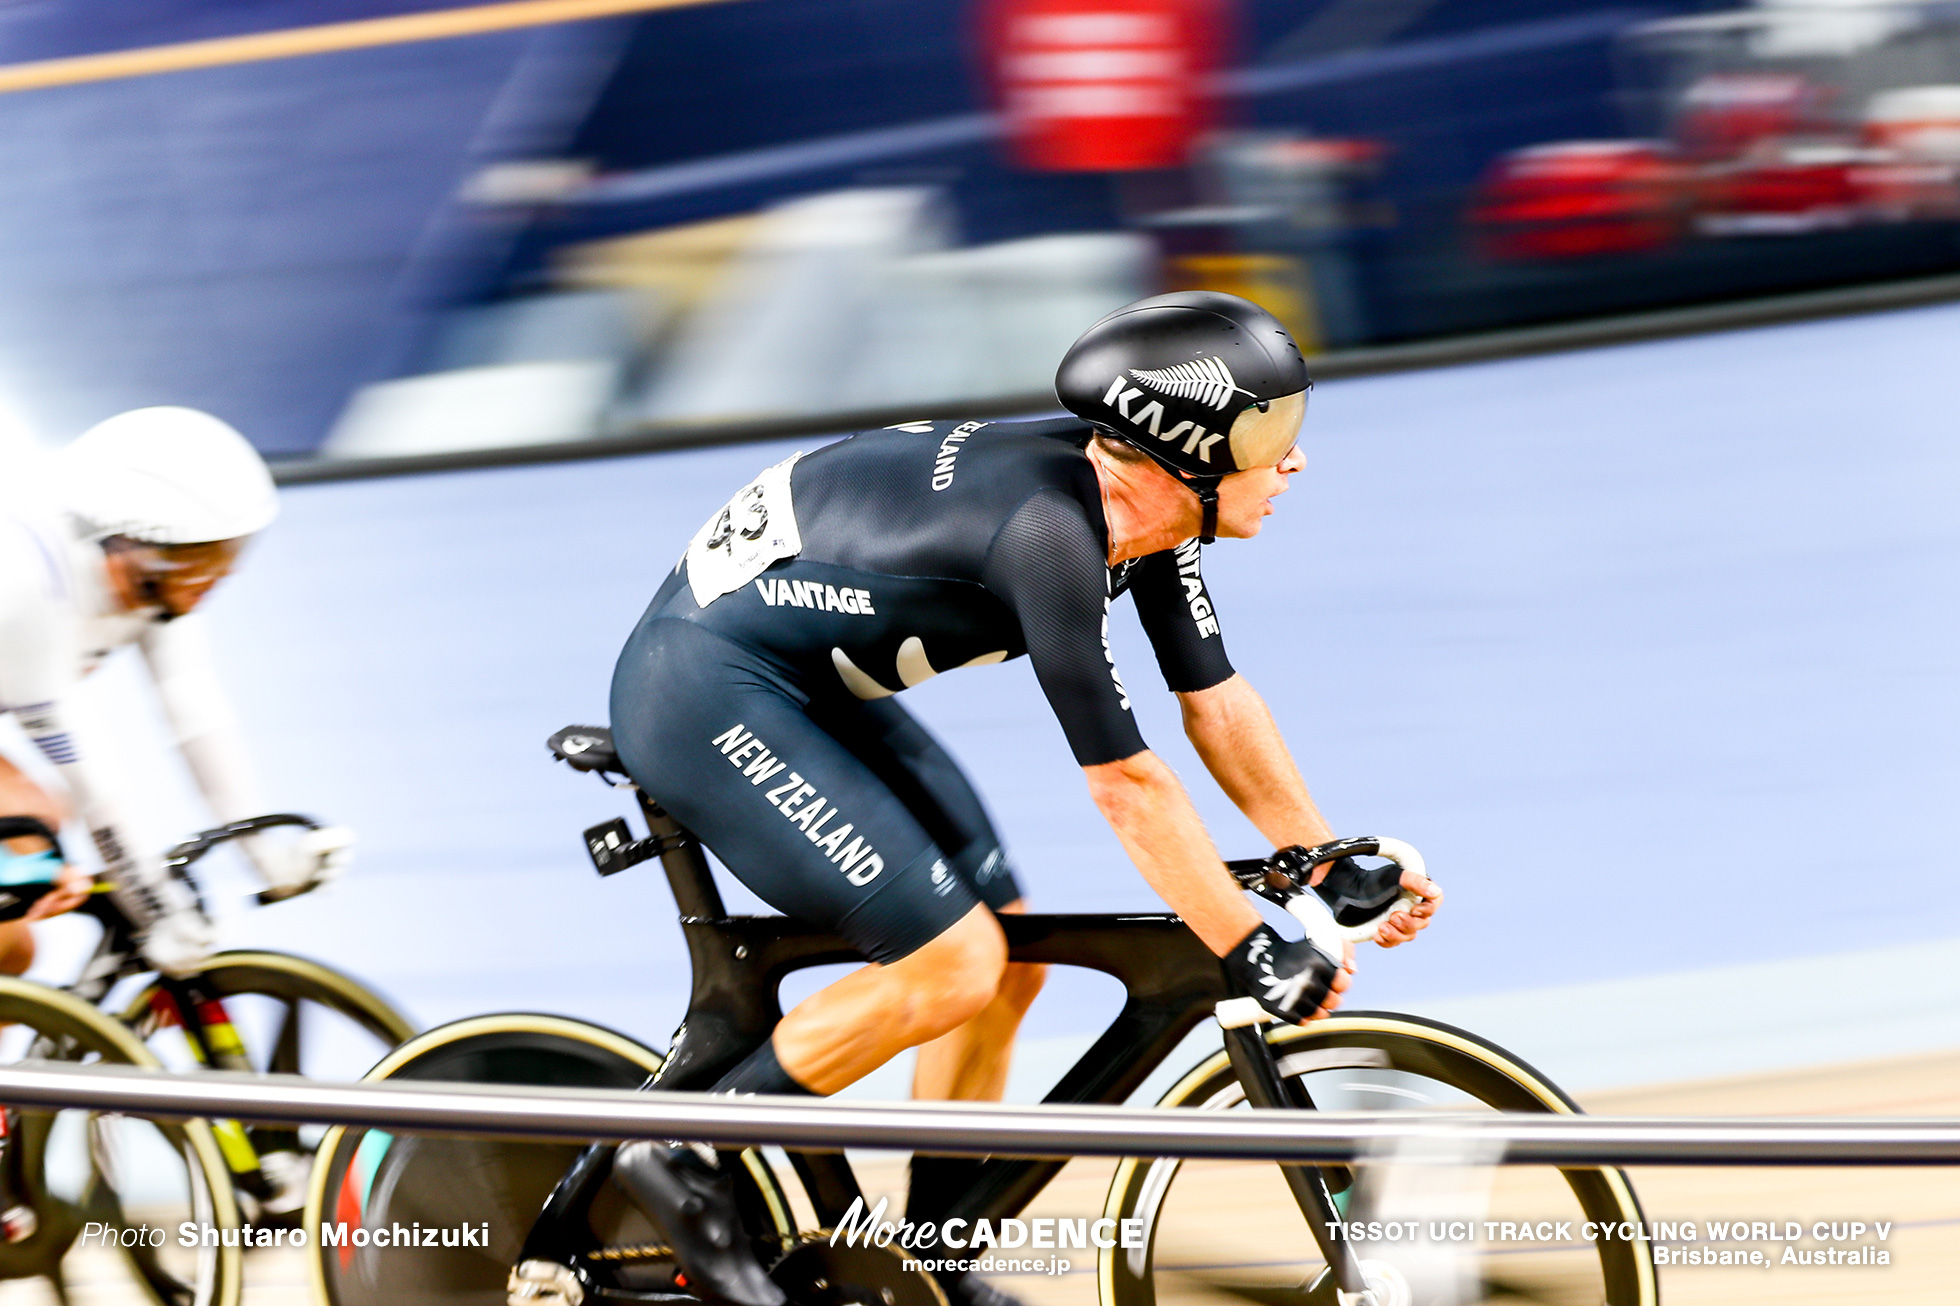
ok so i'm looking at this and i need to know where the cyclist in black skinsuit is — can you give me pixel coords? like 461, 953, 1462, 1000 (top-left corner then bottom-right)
606, 293, 1441, 1306
613, 414, 1234, 962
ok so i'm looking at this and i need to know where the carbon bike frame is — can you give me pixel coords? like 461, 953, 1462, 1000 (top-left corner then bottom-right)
55, 817, 324, 1205
516, 787, 1370, 1299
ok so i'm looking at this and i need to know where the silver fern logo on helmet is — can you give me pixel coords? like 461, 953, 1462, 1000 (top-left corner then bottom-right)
1126, 356, 1257, 411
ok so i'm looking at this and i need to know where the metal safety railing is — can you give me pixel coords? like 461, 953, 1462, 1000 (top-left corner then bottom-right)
4, 1062, 1960, 1167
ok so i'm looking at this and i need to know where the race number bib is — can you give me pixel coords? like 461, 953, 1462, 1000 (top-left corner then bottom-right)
685, 454, 804, 607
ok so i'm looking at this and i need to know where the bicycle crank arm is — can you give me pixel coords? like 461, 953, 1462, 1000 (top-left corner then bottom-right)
510, 1257, 693, 1306
1219, 1007, 1376, 1305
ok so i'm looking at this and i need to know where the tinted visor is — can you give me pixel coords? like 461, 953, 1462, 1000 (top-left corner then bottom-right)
148, 536, 247, 579
140, 537, 249, 615
1225, 388, 1309, 471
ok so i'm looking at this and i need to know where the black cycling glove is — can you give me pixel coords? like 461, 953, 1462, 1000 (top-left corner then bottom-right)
1224, 923, 1340, 1025
1292, 852, 1405, 929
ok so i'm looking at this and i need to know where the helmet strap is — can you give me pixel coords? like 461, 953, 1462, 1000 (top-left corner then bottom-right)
1193, 481, 1220, 545
1091, 431, 1226, 544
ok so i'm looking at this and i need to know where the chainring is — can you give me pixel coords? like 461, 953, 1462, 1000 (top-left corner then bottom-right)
769, 1236, 948, 1306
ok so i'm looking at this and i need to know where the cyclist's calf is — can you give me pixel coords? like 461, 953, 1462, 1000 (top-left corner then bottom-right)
777, 904, 1009, 1094
884, 903, 1010, 1035
995, 956, 1047, 1017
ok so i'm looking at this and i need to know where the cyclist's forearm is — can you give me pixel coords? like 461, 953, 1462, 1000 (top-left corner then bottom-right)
174, 721, 262, 823
176, 724, 278, 877
1084, 749, 1262, 955
1178, 674, 1335, 851
143, 618, 287, 882
142, 616, 265, 823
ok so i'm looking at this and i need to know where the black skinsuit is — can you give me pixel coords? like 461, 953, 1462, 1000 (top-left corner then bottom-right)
610, 417, 1234, 961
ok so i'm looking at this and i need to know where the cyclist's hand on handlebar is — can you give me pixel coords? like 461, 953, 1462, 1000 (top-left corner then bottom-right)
1361, 865, 1440, 947
1225, 924, 1353, 1024
23, 860, 92, 921
250, 824, 356, 901
1294, 850, 1442, 949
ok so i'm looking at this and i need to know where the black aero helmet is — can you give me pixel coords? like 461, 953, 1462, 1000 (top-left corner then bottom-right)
1057, 291, 1310, 539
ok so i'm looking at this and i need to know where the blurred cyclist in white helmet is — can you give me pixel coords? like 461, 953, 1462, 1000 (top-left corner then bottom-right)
0, 407, 352, 978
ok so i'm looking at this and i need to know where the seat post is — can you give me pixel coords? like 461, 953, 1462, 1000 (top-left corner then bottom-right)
636, 791, 726, 919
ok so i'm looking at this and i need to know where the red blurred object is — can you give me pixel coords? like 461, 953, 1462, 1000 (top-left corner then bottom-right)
1851, 155, 1960, 220
1468, 141, 1691, 260
1696, 139, 1876, 234
1865, 86, 1960, 161
1675, 72, 1833, 159
980, 0, 1226, 171
1858, 86, 1960, 219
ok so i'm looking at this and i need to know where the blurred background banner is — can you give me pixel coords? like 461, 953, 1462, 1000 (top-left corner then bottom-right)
2, 0, 1960, 461
982, 0, 1228, 171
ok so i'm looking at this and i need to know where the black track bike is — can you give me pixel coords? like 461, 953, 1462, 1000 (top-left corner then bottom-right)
304, 727, 1657, 1306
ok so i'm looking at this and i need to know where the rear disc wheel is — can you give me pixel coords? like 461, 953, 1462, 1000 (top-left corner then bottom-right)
304, 1013, 795, 1305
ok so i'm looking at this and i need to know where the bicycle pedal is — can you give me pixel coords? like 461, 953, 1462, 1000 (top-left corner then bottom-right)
510, 1259, 586, 1306
1, 1205, 37, 1244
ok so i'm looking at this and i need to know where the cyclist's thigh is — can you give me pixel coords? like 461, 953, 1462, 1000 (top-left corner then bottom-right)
806, 693, 1024, 911
611, 619, 982, 964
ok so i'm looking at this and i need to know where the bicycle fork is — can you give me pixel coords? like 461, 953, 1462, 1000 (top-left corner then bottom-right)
150, 979, 294, 1210
1216, 1000, 1375, 1306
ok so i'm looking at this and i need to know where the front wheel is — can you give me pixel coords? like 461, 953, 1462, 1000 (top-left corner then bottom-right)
304, 1013, 797, 1306
120, 951, 417, 1076
120, 950, 416, 1227
0, 976, 243, 1306
1100, 1012, 1657, 1306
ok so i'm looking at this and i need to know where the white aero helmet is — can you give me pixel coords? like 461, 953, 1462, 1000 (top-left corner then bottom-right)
58, 407, 277, 545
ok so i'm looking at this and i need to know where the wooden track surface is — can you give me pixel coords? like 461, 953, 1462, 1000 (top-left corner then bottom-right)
855, 1047, 1960, 1306
2, 1047, 1955, 1303
1581, 1047, 1960, 1305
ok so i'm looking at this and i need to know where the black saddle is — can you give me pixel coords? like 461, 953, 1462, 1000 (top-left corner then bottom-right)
548, 725, 623, 775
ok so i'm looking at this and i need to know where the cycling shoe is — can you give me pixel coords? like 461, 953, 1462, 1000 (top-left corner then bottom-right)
612, 1141, 785, 1306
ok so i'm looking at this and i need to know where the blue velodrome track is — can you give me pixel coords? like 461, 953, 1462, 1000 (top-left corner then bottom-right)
49, 300, 1960, 1088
